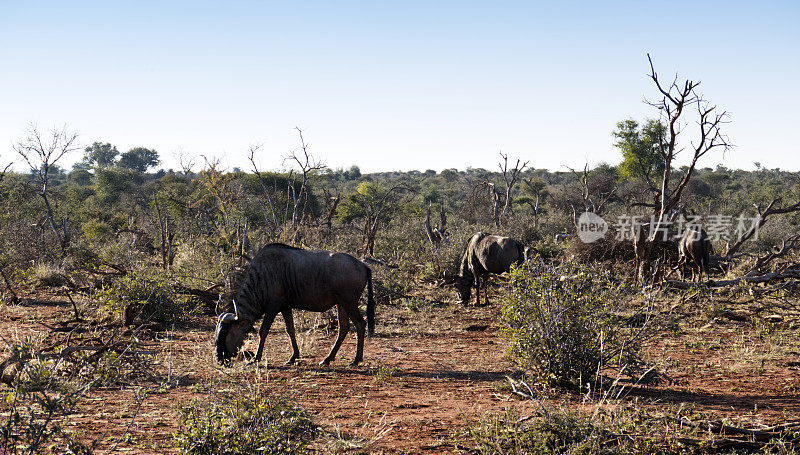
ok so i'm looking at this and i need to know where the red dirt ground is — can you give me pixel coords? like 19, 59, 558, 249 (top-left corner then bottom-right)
2, 292, 799, 453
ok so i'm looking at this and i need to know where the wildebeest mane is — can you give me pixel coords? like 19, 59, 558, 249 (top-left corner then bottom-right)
264, 242, 301, 250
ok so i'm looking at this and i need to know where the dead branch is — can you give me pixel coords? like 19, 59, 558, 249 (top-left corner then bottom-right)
724, 197, 800, 258
248, 144, 282, 239
424, 204, 448, 246
0, 162, 11, 184
284, 128, 326, 232
566, 163, 618, 227
498, 152, 528, 223
63, 290, 83, 322
1, 268, 19, 305
746, 233, 800, 276
665, 269, 800, 290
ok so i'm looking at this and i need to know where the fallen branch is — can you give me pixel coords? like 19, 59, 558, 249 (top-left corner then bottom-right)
746, 234, 800, 277
725, 197, 800, 258
664, 269, 800, 290
1, 268, 19, 305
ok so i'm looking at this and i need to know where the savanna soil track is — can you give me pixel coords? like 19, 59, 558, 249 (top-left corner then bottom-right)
2, 290, 800, 453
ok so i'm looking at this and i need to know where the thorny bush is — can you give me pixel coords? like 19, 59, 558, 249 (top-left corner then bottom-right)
502, 262, 647, 387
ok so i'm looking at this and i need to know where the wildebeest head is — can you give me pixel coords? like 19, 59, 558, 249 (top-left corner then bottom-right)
214, 310, 256, 363
455, 276, 472, 303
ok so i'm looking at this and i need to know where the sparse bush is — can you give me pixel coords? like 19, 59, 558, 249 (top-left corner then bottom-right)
564, 237, 634, 264
174, 390, 316, 454
32, 262, 70, 288
0, 339, 95, 454
502, 263, 644, 387
468, 409, 605, 455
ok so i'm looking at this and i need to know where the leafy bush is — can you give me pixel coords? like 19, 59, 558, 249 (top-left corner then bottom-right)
502, 263, 643, 387
174, 390, 317, 454
96, 271, 193, 324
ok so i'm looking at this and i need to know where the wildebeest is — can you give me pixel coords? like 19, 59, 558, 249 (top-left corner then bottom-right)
453, 232, 525, 305
677, 227, 712, 282
215, 243, 376, 367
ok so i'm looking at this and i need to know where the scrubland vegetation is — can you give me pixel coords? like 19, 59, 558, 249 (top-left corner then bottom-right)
3, 64, 800, 453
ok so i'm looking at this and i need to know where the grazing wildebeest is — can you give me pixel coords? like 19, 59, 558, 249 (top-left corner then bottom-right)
215, 243, 376, 367
453, 232, 525, 305
677, 227, 712, 282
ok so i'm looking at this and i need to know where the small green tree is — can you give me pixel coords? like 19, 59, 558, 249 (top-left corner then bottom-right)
519, 177, 548, 228
337, 181, 411, 256
613, 118, 666, 184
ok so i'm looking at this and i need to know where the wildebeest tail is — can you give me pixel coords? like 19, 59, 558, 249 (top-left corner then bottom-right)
366, 266, 376, 337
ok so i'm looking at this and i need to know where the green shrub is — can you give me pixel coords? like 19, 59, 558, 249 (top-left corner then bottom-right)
96, 271, 192, 324
81, 219, 114, 242
502, 263, 642, 387
174, 390, 316, 454
468, 409, 604, 455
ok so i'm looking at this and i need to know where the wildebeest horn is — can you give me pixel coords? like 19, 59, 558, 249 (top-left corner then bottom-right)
218, 312, 237, 323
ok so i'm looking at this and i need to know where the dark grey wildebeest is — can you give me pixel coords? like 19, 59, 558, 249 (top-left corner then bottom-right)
215, 243, 376, 366
677, 227, 713, 282
453, 232, 525, 305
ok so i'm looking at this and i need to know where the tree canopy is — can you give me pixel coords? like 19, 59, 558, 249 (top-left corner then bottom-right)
118, 147, 160, 172
613, 119, 666, 183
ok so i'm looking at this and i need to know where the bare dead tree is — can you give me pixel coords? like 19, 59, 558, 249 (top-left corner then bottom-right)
352, 182, 414, 256
637, 55, 731, 282
469, 180, 502, 227
498, 152, 529, 223
13, 125, 80, 251
177, 151, 196, 176
284, 128, 326, 231
321, 187, 341, 234
566, 164, 617, 228
248, 145, 282, 239
424, 203, 448, 246
153, 194, 175, 271
646, 54, 731, 223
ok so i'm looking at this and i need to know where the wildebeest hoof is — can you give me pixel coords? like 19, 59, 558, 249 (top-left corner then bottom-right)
285, 357, 298, 365
320, 358, 333, 366
348, 360, 361, 367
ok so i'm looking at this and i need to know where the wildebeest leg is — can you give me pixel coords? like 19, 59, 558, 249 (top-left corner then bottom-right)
474, 274, 480, 306
281, 309, 300, 365
343, 302, 367, 366
254, 311, 278, 364
321, 303, 350, 366
482, 273, 490, 306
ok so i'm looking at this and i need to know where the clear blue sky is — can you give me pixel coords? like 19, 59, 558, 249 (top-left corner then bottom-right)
1, 1, 798, 173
